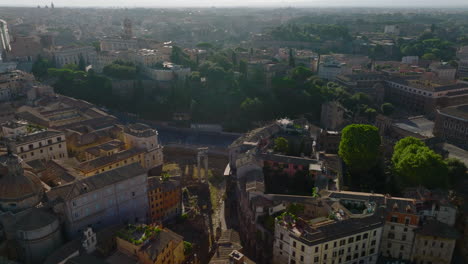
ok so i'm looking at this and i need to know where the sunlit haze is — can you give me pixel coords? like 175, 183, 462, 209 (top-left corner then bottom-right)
2, 0, 468, 7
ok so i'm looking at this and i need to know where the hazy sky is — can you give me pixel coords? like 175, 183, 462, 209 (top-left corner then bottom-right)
1, 0, 468, 7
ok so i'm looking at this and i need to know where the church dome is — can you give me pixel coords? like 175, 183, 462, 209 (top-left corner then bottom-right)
0, 153, 44, 212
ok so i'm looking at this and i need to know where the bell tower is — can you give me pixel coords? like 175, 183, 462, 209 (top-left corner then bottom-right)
123, 18, 132, 40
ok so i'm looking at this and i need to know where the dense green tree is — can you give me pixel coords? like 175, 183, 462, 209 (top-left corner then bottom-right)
339, 124, 381, 173
446, 158, 467, 187
103, 63, 137, 79
392, 137, 425, 164
274, 137, 289, 153
288, 48, 295, 67
393, 143, 448, 188
381, 103, 395, 116
291, 66, 313, 82
78, 54, 86, 71
32, 55, 54, 80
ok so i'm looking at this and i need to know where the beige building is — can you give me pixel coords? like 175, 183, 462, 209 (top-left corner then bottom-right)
410, 220, 459, 264
124, 123, 163, 171
273, 197, 384, 264
11, 129, 68, 162
381, 198, 420, 261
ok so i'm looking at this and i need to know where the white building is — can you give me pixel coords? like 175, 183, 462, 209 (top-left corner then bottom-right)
401, 56, 419, 65
318, 60, 348, 81
272, 198, 384, 264
384, 25, 400, 35
53, 46, 97, 68
0, 19, 11, 55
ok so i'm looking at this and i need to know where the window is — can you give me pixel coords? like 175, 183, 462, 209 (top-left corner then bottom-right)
405, 218, 410, 225
325, 244, 328, 250
400, 245, 404, 250
314, 247, 317, 253
388, 243, 392, 248
280, 234, 283, 240
324, 254, 327, 260
388, 233, 395, 239
302, 245, 305, 252
340, 239, 345, 246
404, 227, 408, 232
356, 235, 361, 241
371, 240, 376, 246
440, 242, 444, 248
280, 243, 284, 250
346, 256, 351, 261
48, 139, 52, 145
363, 233, 368, 239
348, 237, 354, 243
57, 137, 62, 141
402, 235, 406, 241
293, 241, 296, 248
391, 215, 398, 222
59, 144, 62, 148
353, 253, 358, 259
373, 231, 376, 236
370, 248, 375, 254
300, 256, 304, 262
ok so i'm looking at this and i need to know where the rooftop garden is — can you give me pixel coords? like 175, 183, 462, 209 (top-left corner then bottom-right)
116, 224, 161, 245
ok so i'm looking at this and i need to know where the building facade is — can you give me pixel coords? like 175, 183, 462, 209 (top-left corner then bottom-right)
147, 176, 182, 224
53, 46, 97, 68
380, 198, 420, 261
47, 163, 149, 238
434, 104, 468, 150
0, 19, 11, 54
10, 130, 68, 162
124, 123, 163, 171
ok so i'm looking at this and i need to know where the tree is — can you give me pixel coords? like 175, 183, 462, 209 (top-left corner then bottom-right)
183, 241, 193, 256
78, 54, 86, 71
231, 51, 238, 66
239, 59, 248, 78
381, 103, 395, 116
364, 108, 377, 122
338, 124, 381, 173
32, 55, 54, 80
392, 137, 425, 164
288, 48, 295, 67
291, 66, 313, 82
446, 158, 467, 187
392, 137, 448, 188
274, 137, 289, 153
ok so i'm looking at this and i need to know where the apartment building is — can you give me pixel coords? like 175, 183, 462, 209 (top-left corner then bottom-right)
380, 198, 420, 260
147, 176, 182, 224
116, 225, 185, 264
273, 198, 384, 264
46, 163, 149, 238
10, 129, 68, 162
410, 220, 459, 264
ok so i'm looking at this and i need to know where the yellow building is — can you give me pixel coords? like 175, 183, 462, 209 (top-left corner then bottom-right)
411, 220, 459, 264
76, 148, 145, 177
148, 176, 182, 224
116, 225, 185, 264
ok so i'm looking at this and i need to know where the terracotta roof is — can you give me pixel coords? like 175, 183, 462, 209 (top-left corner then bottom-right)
0, 153, 43, 207
77, 148, 144, 173
141, 229, 183, 262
